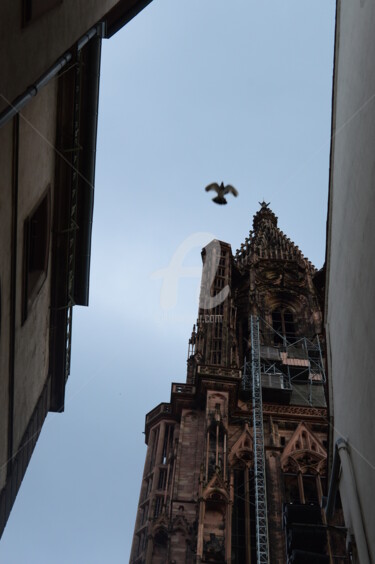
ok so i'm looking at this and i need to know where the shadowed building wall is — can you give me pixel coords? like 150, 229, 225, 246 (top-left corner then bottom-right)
325, 1, 375, 562
0, 0, 153, 538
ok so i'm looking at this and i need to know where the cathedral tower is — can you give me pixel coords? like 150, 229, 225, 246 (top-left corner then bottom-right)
130, 203, 345, 563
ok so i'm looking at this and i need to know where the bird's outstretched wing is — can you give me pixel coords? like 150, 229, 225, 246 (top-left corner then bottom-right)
205, 183, 220, 194
223, 185, 238, 197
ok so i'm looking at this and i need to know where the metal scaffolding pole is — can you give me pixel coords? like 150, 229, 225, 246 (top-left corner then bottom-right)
250, 315, 270, 564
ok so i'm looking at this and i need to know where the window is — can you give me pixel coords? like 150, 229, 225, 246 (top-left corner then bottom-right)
136, 530, 148, 555
212, 339, 222, 365
158, 469, 167, 490
136, 532, 142, 556
215, 277, 224, 289
22, 189, 51, 322
272, 308, 296, 344
141, 504, 148, 525
149, 427, 159, 472
214, 323, 222, 338
154, 496, 163, 518
212, 352, 221, 365
214, 303, 224, 316
144, 477, 153, 499
284, 474, 300, 503
23, 0, 62, 26
154, 528, 168, 547
161, 424, 174, 464
303, 475, 319, 503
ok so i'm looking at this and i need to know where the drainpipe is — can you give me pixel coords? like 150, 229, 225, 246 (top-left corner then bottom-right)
0, 23, 105, 129
325, 438, 341, 520
325, 438, 371, 564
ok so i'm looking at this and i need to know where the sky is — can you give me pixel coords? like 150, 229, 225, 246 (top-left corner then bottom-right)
0, 1, 335, 562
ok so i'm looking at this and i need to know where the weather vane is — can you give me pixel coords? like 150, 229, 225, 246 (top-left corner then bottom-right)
259, 200, 270, 209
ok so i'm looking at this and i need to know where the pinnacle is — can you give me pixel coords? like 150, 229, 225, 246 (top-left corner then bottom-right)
233, 204, 316, 270
253, 201, 278, 230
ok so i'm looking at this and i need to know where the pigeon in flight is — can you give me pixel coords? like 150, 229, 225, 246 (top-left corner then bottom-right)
205, 182, 239, 205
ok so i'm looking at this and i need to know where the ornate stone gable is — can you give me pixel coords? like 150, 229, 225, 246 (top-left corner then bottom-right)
280, 421, 327, 474
228, 423, 253, 468
152, 513, 169, 534
202, 470, 229, 503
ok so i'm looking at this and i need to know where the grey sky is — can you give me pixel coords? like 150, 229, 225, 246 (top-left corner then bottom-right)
0, 1, 335, 562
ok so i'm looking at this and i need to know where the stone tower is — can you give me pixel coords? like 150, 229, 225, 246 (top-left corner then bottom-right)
130, 203, 345, 563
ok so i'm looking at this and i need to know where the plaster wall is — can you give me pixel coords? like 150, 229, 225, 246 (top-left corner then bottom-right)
12, 80, 57, 452
0, 121, 13, 491
326, 0, 375, 559
0, 0, 133, 112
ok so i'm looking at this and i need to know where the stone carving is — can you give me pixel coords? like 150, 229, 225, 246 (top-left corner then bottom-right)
228, 423, 253, 467
280, 422, 327, 474
263, 404, 327, 418
203, 534, 225, 561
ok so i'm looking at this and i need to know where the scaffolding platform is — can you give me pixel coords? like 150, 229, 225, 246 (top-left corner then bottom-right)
288, 550, 330, 564
283, 503, 323, 526
243, 317, 326, 408
283, 503, 328, 563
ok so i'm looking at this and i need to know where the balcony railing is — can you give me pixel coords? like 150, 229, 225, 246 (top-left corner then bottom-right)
145, 403, 172, 426
198, 365, 241, 379
171, 383, 196, 395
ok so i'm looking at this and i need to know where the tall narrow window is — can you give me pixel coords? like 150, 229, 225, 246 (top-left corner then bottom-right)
158, 469, 167, 490
284, 474, 300, 503
211, 338, 222, 365
214, 323, 223, 338
136, 532, 143, 556
141, 504, 149, 525
303, 475, 319, 504
284, 310, 296, 342
272, 308, 296, 344
161, 425, 174, 464
149, 427, 159, 472
22, 189, 51, 322
272, 310, 283, 344
154, 496, 163, 518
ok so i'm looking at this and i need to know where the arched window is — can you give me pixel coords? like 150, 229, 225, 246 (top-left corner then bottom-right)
272, 308, 296, 344
153, 528, 168, 561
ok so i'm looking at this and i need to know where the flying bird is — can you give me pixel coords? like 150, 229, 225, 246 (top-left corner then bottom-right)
205, 182, 239, 205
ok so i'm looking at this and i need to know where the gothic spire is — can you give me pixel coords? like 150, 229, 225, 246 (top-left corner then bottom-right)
253, 201, 278, 230
234, 202, 315, 270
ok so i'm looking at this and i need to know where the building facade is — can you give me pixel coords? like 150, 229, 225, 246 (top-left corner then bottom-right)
130, 204, 347, 563
324, 1, 375, 562
0, 0, 152, 538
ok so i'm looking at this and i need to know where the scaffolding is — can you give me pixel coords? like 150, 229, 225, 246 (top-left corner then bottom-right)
250, 315, 270, 564
242, 316, 327, 563
244, 316, 327, 407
